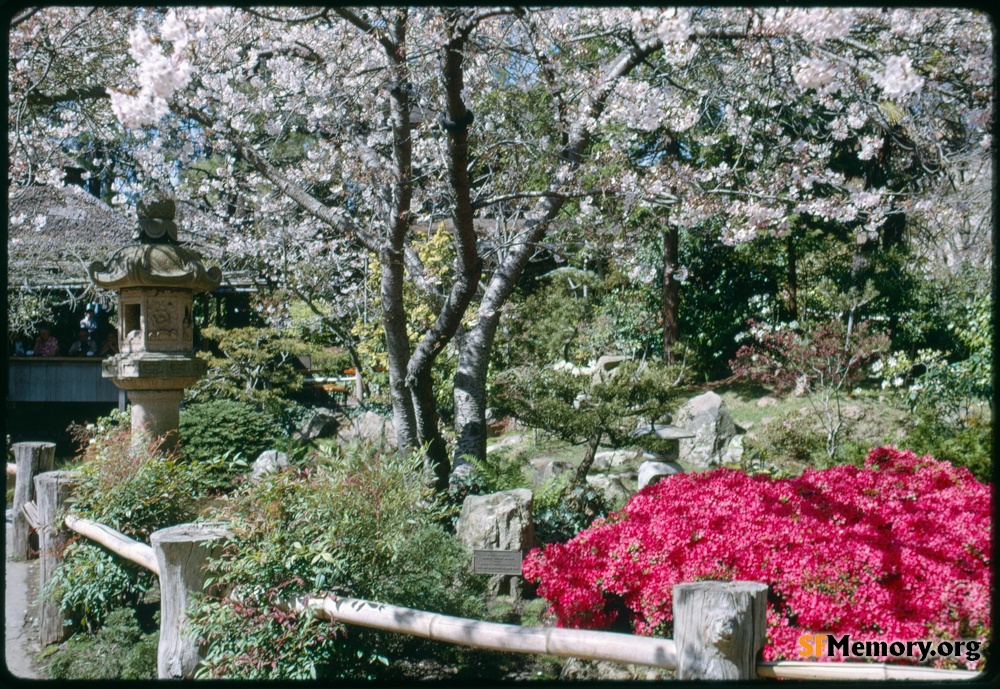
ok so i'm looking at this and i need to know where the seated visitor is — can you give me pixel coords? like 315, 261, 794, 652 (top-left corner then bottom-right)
68, 328, 97, 357
80, 308, 99, 333
33, 325, 61, 357
98, 330, 120, 357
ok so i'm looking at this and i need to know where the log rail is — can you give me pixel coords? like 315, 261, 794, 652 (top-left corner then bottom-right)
51, 510, 981, 682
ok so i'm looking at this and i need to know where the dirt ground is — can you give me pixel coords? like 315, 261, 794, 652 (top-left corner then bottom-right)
5, 509, 45, 680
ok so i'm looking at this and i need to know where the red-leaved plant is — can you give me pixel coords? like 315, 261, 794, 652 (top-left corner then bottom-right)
524, 447, 990, 668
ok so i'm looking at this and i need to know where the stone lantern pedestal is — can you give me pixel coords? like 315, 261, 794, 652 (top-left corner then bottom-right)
89, 195, 221, 446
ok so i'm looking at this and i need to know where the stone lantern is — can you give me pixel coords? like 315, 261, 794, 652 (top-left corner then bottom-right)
88, 195, 221, 445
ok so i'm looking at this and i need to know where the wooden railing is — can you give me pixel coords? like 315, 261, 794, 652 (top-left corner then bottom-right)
11, 455, 985, 682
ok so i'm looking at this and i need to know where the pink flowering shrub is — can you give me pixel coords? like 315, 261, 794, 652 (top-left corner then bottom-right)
524, 447, 990, 668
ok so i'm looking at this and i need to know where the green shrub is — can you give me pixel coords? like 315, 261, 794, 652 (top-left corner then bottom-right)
533, 472, 613, 544
188, 442, 487, 680
904, 412, 992, 483
47, 423, 212, 633
47, 607, 158, 680
188, 326, 308, 416
742, 410, 827, 469
179, 398, 284, 465
448, 448, 531, 510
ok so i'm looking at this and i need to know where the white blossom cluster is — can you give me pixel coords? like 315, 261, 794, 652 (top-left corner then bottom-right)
875, 54, 925, 100
775, 8, 856, 43
792, 57, 841, 94
552, 360, 597, 377
109, 8, 228, 128
857, 135, 883, 161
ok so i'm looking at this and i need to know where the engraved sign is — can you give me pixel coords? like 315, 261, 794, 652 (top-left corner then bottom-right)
473, 549, 523, 575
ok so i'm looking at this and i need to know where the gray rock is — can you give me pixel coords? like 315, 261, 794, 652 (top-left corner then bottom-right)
296, 407, 339, 441
251, 450, 289, 480
674, 391, 737, 468
591, 355, 630, 383
723, 434, 745, 464
559, 658, 668, 681
456, 489, 533, 597
486, 433, 525, 454
638, 460, 683, 489
586, 473, 634, 506
338, 410, 395, 444
529, 457, 574, 484
757, 396, 779, 407
592, 448, 640, 471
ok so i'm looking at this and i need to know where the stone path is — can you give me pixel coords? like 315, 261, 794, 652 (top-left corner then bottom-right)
5, 508, 44, 679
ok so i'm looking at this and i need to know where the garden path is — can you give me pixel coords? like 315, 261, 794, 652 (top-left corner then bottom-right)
5, 508, 44, 679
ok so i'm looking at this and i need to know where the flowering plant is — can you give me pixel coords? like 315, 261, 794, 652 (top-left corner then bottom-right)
731, 318, 889, 460
524, 447, 990, 669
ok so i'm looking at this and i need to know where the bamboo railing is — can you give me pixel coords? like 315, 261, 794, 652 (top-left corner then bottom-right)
53, 512, 982, 683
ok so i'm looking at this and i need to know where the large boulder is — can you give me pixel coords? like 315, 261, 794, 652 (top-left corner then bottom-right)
638, 460, 683, 489
455, 489, 534, 597
592, 448, 641, 471
586, 473, 634, 506
529, 457, 574, 485
295, 407, 339, 441
674, 391, 737, 468
250, 450, 289, 480
338, 410, 395, 444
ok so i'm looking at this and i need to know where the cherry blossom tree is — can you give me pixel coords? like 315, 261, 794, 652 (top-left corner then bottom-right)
9, 7, 992, 486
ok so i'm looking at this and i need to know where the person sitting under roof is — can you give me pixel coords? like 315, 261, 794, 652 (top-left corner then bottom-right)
68, 328, 97, 357
98, 330, 120, 357
32, 325, 61, 357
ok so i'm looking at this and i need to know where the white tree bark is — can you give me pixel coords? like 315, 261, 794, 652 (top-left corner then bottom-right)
673, 580, 768, 680
12, 442, 55, 560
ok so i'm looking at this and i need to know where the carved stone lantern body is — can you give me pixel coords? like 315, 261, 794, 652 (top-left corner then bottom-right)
89, 196, 221, 445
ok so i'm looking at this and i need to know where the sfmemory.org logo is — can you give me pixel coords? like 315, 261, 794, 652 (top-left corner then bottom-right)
799, 634, 983, 663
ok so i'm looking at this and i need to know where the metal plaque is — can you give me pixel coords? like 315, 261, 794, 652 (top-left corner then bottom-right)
473, 549, 523, 575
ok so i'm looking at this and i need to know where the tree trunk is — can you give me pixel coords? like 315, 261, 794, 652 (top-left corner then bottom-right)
452, 34, 663, 462
662, 225, 680, 364
381, 247, 418, 451
453, 329, 490, 462
569, 431, 603, 491
786, 233, 798, 322
409, 367, 450, 490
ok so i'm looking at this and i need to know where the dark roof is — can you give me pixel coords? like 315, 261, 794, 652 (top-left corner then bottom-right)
7, 185, 219, 290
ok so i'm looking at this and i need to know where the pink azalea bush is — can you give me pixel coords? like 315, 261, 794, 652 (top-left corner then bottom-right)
524, 447, 990, 668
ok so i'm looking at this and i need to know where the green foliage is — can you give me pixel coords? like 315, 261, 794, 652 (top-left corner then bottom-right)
188, 442, 487, 680
6, 291, 58, 338
179, 398, 284, 468
47, 607, 158, 680
741, 411, 827, 470
45, 543, 156, 635
533, 472, 613, 544
493, 361, 682, 451
904, 413, 992, 483
450, 448, 531, 499
47, 420, 213, 633
189, 326, 308, 417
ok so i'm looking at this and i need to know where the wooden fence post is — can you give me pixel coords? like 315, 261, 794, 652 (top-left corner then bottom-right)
12, 442, 55, 560
673, 581, 768, 680
35, 471, 79, 646
150, 523, 230, 679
